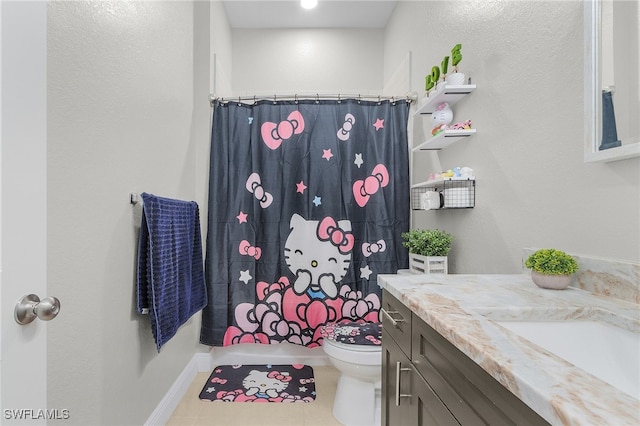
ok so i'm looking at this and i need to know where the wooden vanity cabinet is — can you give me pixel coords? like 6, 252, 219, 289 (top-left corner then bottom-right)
382, 328, 460, 426
381, 290, 550, 426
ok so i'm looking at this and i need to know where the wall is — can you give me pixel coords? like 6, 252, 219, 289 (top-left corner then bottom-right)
211, 0, 233, 97
384, 0, 639, 273
46, 1, 215, 424
231, 28, 385, 94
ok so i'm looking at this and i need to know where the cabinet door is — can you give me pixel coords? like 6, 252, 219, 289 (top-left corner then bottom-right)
383, 329, 460, 426
410, 365, 461, 426
382, 329, 417, 426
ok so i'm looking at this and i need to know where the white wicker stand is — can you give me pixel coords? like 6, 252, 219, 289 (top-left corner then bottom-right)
408, 254, 448, 274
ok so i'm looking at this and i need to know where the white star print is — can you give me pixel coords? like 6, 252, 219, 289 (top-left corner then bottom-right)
239, 269, 252, 284
360, 265, 373, 280
354, 153, 363, 168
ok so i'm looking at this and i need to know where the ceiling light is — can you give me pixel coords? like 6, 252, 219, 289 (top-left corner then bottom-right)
301, 0, 318, 10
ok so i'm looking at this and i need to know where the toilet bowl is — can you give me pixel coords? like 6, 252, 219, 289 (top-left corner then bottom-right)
321, 322, 382, 426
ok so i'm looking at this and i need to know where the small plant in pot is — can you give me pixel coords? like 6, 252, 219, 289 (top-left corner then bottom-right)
525, 248, 579, 290
402, 229, 453, 274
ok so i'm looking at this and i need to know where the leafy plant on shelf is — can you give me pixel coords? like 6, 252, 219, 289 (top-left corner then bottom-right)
401, 229, 453, 257
525, 249, 578, 276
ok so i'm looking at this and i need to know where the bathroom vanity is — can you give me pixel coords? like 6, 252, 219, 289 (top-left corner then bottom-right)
379, 273, 640, 425
381, 289, 547, 425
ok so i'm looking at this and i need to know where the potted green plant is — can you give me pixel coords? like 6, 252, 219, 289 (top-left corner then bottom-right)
524, 248, 579, 290
402, 229, 453, 274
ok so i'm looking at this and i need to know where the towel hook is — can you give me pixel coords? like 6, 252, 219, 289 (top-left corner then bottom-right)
130, 193, 143, 205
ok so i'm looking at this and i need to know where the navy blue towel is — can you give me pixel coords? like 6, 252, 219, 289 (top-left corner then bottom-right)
137, 192, 207, 351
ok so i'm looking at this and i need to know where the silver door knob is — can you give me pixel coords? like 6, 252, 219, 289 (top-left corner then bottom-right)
14, 294, 61, 325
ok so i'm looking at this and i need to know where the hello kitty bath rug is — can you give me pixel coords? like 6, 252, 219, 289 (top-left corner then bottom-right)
199, 364, 316, 403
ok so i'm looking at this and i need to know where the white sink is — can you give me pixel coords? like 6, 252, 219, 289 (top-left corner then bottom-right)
472, 306, 640, 399
495, 317, 640, 399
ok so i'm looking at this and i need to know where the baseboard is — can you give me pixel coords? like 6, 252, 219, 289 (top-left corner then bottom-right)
144, 352, 212, 426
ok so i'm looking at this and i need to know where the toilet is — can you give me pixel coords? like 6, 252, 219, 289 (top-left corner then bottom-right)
321, 321, 382, 426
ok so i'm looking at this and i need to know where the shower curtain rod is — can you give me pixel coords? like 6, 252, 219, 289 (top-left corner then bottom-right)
209, 93, 417, 107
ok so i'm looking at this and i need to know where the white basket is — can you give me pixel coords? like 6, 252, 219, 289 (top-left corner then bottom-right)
408, 254, 448, 274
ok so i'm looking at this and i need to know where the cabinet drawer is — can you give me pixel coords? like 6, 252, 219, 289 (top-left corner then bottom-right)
381, 290, 412, 355
411, 314, 549, 425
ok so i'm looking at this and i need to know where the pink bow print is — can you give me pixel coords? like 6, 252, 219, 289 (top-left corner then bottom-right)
337, 113, 355, 141
261, 111, 305, 150
365, 335, 382, 345
267, 371, 292, 382
246, 172, 273, 208
299, 377, 315, 385
239, 240, 262, 260
353, 164, 389, 207
317, 217, 355, 254
362, 240, 387, 257
211, 377, 228, 384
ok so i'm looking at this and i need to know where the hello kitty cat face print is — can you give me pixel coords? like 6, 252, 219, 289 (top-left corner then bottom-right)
242, 369, 290, 399
431, 102, 453, 127
284, 214, 353, 299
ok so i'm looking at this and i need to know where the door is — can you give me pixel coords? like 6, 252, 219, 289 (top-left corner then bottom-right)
1, 1, 49, 423
382, 329, 417, 426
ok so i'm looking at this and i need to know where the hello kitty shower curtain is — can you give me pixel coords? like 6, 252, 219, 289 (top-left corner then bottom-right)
200, 98, 410, 347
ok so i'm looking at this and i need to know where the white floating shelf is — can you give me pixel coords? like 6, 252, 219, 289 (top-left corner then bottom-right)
415, 84, 477, 115
413, 129, 476, 151
412, 177, 475, 189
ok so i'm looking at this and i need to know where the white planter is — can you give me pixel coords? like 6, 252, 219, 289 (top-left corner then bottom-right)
530, 270, 573, 290
409, 253, 448, 274
445, 72, 466, 85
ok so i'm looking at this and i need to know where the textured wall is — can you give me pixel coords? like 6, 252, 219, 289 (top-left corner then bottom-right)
231, 28, 385, 94
47, 1, 213, 424
384, 0, 639, 272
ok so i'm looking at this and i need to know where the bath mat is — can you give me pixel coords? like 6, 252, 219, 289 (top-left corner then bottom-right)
199, 364, 316, 403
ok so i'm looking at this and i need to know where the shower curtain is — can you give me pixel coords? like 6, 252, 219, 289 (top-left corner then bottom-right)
200, 98, 410, 347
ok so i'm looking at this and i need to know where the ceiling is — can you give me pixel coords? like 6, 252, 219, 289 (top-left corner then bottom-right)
222, 0, 398, 29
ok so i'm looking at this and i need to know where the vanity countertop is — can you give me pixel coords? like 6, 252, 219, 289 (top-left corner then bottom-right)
378, 273, 640, 425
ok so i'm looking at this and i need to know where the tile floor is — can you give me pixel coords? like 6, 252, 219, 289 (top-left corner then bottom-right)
166, 366, 343, 426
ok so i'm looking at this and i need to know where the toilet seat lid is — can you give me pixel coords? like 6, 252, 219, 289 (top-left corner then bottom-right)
321, 321, 382, 347
323, 338, 381, 352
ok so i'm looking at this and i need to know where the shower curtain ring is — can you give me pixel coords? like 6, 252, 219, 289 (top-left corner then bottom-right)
338, 94, 341, 104
316, 93, 319, 104
295, 94, 298, 104
273, 94, 277, 104
253, 95, 257, 105
377, 95, 381, 105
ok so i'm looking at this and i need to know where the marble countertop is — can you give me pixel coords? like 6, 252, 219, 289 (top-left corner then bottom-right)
378, 273, 640, 426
